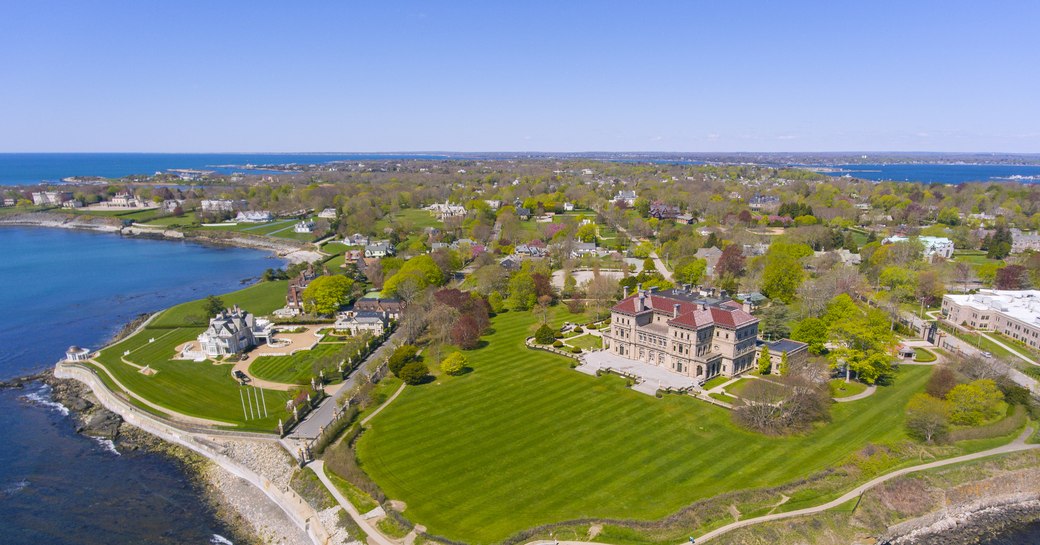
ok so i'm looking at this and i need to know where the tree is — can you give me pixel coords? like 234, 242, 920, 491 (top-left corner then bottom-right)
926, 366, 958, 399
946, 379, 1004, 425
398, 361, 429, 385
440, 352, 467, 376
759, 305, 792, 340
575, 223, 597, 243
778, 351, 789, 375
381, 255, 445, 298
302, 275, 354, 315
674, 258, 707, 286
535, 324, 555, 344
203, 295, 225, 318
388, 345, 419, 375
451, 314, 482, 349
792, 317, 828, 354
758, 346, 772, 374
995, 265, 1030, 290
487, 291, 505, 314
761, 255, 806, 303
906, 393, 950, 443
507, 272, 537, 311
716, 245, 746, 278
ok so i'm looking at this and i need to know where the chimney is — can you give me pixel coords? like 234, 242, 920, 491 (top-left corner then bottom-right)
623, 286, 629, 299
701, 303, 708, 311
637, 292, 645, 312
673, 304, 680, 318
637, 283, 642, 293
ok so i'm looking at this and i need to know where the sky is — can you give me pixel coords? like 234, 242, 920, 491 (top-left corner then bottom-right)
1, 1, 1038, 153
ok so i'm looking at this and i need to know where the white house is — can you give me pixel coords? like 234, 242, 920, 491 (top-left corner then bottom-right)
318, 208, 338, 219
201, 199, 242, 212
344, 233, 370, 246
365, 241, 396, 258
235, 211, 273, 223
193, 307, 271, 358
333, 310, 389, 336
293, 220, 315, 234
614, 190, 638, 206
563, 202, 575, 211
64, 345, 92, 362
883, 235, 954, 259
31, 191, 73, 206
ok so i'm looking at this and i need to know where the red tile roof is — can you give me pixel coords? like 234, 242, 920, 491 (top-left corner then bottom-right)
611, 293, 757, 329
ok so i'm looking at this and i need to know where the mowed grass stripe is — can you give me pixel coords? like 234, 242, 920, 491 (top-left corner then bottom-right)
355, 310, 936, 544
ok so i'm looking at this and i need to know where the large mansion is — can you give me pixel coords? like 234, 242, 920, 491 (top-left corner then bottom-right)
942, 289, 1040, 350
605, 287, 760, 380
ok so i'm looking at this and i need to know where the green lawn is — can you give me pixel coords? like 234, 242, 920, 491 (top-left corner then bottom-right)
198, 218, 297, 234
938, 323, 1015, 360
913, 348, 938, 363
952, 251, 1004, 267
249, 343, 344, 385
142, 211, 199, 227
354, 310, 936, 544
829, 379, 869, 398
564, 334, 602, 351
91, 326, 290, 431
701, 375, 729, 390
149, 280, 288, 328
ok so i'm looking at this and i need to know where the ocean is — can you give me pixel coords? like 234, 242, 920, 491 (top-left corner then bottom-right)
0, 226, 281, 544
0, 152, 448, 186
819, 163, 1040, 184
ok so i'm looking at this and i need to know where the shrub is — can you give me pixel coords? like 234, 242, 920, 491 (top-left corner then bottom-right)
570, 347, 582, 354
905, 393, 949, 443
574, 326, 584, 334
440, 352, 466, 376
925, 366, 958, 400
398, 361, 429, 385
535, 324, 555, 344
388, 345, 419, 375
947, 379, 1005, 426
552, 340, 563, 348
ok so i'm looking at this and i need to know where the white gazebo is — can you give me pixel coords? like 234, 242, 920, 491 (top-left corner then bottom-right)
65, 346, 92, 362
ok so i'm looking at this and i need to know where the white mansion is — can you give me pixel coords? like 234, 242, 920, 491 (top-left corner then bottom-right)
605, 287, 761, 379
942, 289, 1040, 350
188, 306, 272, 358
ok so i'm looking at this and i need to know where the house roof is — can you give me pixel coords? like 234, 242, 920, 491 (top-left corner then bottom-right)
611, 291, 757, 329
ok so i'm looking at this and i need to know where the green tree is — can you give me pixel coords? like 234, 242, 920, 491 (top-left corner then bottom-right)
487, 291, 505, 314
947, 379, 1005, 425
398, 361, 429, 385
382, 255, 445, 298
778, 351, 789, 375
937, 207, 961, 226
440, 352, 467, 376
388, 345, 419, 375
757, 346, 772, 374
575, 223, 597, 243
302, 275, 354, 315
507, 272, 537, 311
792, 317, 828, 355
760, 243, 812, 303
906, 393, 950, 443
534, 323, 555, 344
203, 295, 225, 318
674, 258, 707, 286
632, 241, 655, 259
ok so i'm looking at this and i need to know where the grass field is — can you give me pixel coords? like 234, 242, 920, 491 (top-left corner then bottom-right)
91, 326, 290, 431
249, 343, 344, 385
829, 379, 869, 398
913, 348, 938, 362
354, 310, 937, 544
149, 280, 288, 328
938, 323, 1015, 360
564, 334, 602, 351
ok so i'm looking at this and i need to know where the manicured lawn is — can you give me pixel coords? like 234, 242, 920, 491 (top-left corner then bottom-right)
564, 334, 602, 351
143, 212, 199, 227
322, 242, 350, 255
725, 376, 788, 399
701, 375, 729, 390
913, 348, 938, 363
938, 323, 1015, 360
249, 343, 344, 385
149, 280, 288, 328
829, 379, 869, 398
91, 326, 290, 431
198, 218, 297, 235
354, 310, 935, 544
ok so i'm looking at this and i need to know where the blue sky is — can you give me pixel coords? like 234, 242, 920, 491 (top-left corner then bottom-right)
1, 1, 1037, 153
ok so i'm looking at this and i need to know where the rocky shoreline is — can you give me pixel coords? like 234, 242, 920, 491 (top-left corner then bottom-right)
885, 498, 1040, 545
0, 211, 323, 264
2, 370, 312, 545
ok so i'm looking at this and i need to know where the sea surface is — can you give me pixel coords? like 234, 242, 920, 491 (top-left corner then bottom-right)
0, 152, 448, 185
817, 163, 1040, 184
0, 226, 282, 544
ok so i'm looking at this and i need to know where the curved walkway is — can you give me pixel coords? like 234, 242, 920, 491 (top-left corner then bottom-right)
833, 384, 876, 402
519, 426, 1039, 545
361, 383, 406, 426
309, 460, 396, 545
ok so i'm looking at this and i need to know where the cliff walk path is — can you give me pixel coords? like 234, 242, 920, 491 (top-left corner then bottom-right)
519, 426, 1039, 545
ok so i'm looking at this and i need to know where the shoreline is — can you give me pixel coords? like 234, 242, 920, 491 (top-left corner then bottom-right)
0, 211, 323, 264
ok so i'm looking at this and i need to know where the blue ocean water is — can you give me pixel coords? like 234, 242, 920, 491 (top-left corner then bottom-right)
822, 163, 1040, 184
0, 152, 448, 185
0, 227, 282, 544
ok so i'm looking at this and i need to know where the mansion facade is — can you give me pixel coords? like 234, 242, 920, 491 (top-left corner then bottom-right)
605, 288, 760, 380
